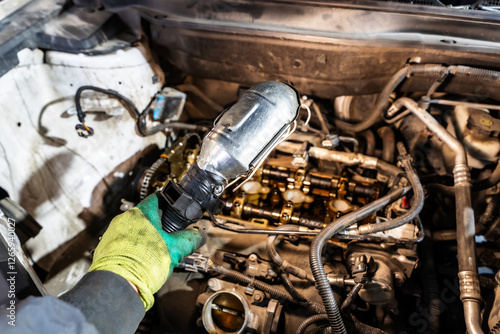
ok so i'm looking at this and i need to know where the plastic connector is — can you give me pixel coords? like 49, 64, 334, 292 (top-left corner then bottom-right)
179, 253, 211, 273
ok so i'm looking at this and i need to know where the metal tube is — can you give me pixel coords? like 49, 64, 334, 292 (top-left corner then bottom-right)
463, 301, 484, 334
276, 142, 402, 177
429, 99, 500, 111
388, 98, 467, 165
389, 97, 483, 333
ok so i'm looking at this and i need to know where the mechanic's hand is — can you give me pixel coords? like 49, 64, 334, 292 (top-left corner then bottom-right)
88, 193, 204, 311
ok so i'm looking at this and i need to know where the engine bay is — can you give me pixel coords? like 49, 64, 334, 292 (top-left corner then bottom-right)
1, 1, 500, 333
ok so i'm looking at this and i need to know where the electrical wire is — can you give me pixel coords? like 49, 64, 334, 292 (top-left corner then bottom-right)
74, 85, 209, 138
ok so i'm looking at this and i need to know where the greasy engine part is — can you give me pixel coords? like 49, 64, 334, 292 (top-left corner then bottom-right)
157, 81, 300, 233
122, 65, 500, 333
6, 1, 500, 332
345, 243, 418, 307
388, 97, 483, 334
134, 88, 429, 334
198, 279, 284, 334
137, 134, 201, 201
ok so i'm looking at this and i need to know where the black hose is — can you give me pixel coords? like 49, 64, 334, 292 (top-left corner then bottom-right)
358, 143, 424, 234
477, 194, 500, 235
419, 237, 441, 334
335, 64, 500, 133
296, 314, 330, 334
334, 64, 445, 133
377, 126, 395, 163
338, 283, 387, 334
75, 85, 141, 123
309, 186, 409, 334
360, 130, 376, 156
280, 272, 326, 314
340, 283, 363, 315
210, 264, 328, 313
376, 160, 403, 179
473, 160, 500, 191
210, 264, 296, 303
267, 229, 315, 282
425, 159, 500, 196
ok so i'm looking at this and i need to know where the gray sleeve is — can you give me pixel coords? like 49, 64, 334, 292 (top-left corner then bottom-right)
0, 270, 145, 334
0, 295, 99, 334
59, 270, 146, 334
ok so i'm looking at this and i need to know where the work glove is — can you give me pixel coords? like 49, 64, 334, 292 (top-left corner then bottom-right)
88, 193, 205, 311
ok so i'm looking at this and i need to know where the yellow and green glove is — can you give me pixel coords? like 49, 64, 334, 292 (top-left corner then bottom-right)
88, 193, 204, 311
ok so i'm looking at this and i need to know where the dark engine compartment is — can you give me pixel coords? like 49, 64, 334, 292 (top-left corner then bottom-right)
1, 1, 500, 333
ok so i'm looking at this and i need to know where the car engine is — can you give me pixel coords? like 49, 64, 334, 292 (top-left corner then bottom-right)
1, 1, 500, 333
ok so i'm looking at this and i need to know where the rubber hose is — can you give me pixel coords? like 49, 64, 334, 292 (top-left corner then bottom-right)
358, 144, 424, 234
296, 314, 330, 334
340, 283, 363, 315
419, 237, 441, 333
360, 130, 376, 156
377, 126, 395, 163
210, 264, 295, 302
334, 64, 445, 132
425, 158, 500, 196
280, 272, 326, 314
309, 186, 409, 334
267, 233, 315, 283
477, 194, 500, 235
335, 64, 500, 133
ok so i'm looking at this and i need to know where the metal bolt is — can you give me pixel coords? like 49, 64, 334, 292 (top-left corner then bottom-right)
254, 292, 264, 302
213, 185, 224, 195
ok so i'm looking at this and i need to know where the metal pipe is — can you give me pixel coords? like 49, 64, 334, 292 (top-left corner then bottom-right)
276, 142, 402, 178
429, 99, 500, 111
388, 97, 483, 333
338, 136, 359, 153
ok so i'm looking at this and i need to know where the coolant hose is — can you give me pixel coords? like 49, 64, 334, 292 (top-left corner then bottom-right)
358, 142, 424, 234
309, 186, 409, 333
360, 130, 376, 156
280, 272, 326, 314
267, 226, 315, 282
377, 126, 395, 163
334, 64, 445, 132
297, 314, 330, 334
335, 64, 500, 133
